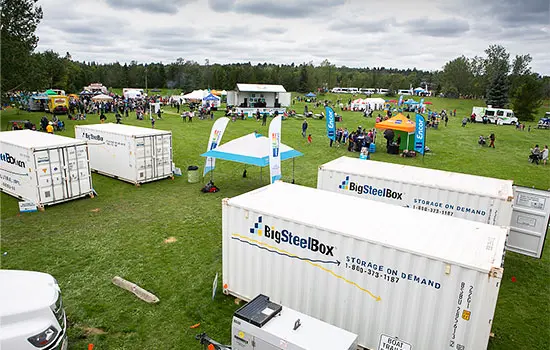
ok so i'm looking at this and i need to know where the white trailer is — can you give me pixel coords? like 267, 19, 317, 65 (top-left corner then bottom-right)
317, 157, 550, 258
75, 124, 173, 185
222, 182, 508, 350
0, 130, 93, 207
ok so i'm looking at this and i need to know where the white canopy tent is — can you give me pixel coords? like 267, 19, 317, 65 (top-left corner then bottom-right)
365, 98, 386, 110
182, 90, 209, 101
91, 94, 113, 102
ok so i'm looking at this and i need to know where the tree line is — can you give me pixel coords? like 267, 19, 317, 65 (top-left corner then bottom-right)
2, 0, 549, 120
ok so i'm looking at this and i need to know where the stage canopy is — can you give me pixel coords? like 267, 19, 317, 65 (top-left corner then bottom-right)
201, 132, 303, 167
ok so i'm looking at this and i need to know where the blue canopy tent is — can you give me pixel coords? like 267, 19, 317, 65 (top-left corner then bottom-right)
201, 133, 303, 183
305, 92, 316, 97
404, 99, 419, 105
202, 93, 221, 107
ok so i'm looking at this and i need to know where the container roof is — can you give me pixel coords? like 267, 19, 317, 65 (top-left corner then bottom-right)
236, 84, 286, 93
0, 130, 85, 149
321, 157, 514, 200
227, 182, 508, 273
76, 123, 171, 137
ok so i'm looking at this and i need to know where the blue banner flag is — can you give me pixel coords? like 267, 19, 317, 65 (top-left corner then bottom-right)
398, 95, 403, 107
414, 114, 426, 155
325, 106, 336, 141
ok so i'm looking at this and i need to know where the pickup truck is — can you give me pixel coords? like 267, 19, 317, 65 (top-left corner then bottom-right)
0, 270, 68, 350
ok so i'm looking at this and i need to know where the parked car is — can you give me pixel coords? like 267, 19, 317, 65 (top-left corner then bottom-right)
0, 270, 67, 350
537, 112, 550, 129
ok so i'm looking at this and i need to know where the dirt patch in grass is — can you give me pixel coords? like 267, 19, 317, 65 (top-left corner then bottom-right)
82, 327, 107, 336
163, 236, 177, 243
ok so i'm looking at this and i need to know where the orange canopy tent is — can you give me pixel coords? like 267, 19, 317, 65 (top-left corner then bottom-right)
375, 113, 415, 132
375, 113, 416, 151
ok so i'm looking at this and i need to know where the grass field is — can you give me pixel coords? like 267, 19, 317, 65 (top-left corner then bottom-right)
1, 94, 549, 350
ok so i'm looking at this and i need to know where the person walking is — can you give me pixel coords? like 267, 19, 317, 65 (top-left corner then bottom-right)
462, 117, 468, 127
262, 112, 267, 126
151, 116, 155, 128
489, 133, 495, 148
302, 119, 308, 137
445, 115, 449, 127
542, 145, 549, 165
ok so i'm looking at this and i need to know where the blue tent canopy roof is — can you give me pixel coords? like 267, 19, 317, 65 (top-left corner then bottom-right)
201, 133, 303, 167
305, 92, 316, 97
203, 93, 221, 101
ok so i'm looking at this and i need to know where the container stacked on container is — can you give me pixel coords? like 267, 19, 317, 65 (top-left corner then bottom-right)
0, 130, 93, 207
222, 182, 508, 350
75, 123, 173, 185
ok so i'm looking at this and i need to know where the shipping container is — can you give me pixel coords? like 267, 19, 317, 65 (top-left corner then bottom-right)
0, 130, 93, 207
75, 123, 173, 185
222, 182, 508, 350
317, 156, 549, 258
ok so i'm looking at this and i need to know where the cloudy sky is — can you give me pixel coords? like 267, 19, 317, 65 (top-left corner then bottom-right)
36, 0, 550, 74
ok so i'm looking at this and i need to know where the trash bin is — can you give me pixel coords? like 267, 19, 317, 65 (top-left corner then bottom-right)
187, 166, 199, 183
369, 143, 376, 153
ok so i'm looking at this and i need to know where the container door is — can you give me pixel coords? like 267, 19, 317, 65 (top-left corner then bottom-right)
135, 136, 154, 182
34, 148, 69, 204
153, 134, 172, 179
507, 186, 550, 258
65, 145, 92, 196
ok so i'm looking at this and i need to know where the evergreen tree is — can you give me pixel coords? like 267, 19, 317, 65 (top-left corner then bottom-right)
486, 71, 508, 108
484, 45, 510, 108
0, 0, 43, 96
511, 74, 543, 121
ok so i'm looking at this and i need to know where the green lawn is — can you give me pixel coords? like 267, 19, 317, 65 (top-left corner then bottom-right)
1, 94, 549, 350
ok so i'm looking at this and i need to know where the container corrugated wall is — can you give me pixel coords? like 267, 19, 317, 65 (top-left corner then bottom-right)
223, 203, 504, 350
317, 166, 513, 227
0, 141, 92, 206
76, 125, 172, 184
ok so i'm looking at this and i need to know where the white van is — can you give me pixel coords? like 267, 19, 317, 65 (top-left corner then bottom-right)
377, 88, 389, 95
472, 106, 518, 125
0, 270, 67, 350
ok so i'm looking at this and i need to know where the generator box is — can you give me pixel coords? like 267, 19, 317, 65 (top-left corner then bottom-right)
232, 295, 357, 350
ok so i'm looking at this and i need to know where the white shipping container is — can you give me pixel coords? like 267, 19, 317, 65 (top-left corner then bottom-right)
223, 182, 508, 350
317, 157, 549, 258
75, 124, 173, 185
0, 130, 93, 207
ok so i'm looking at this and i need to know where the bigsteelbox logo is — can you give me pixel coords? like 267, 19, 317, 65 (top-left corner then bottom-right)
81, 132, 103, 141
0, 153, 26, 168
339, 176, 403, 200
250, 216, 335, 256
